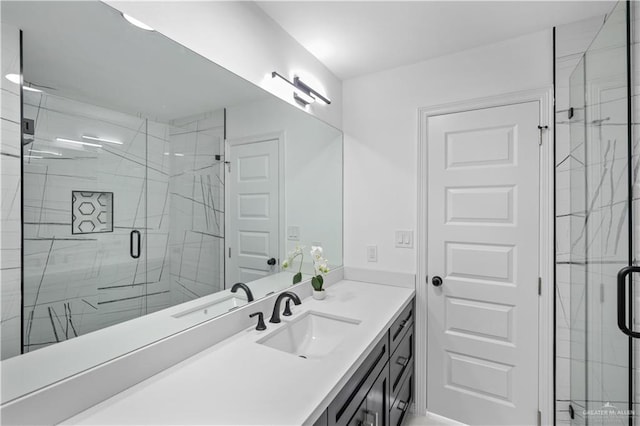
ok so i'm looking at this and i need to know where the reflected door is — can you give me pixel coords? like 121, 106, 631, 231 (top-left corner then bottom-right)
568, 1, 632, 424
226, 137, 280, 285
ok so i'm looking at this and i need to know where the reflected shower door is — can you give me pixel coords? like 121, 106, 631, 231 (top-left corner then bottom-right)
568, 2, 632, 425
22, 92, 150, 352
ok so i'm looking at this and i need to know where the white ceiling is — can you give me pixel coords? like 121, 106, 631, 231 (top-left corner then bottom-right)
257, 1, 616, 80
3, 1, 268, 122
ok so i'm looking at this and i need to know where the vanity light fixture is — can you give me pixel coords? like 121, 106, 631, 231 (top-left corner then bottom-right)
56, 137, 102, 148
122, 13, 154, 31
82, 135, 123, 145
271, 71, 330, 106
293, 76, 331, 105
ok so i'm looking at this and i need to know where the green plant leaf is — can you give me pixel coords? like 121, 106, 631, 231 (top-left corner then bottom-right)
293, 272, 302, 284
311, 276, 323, 291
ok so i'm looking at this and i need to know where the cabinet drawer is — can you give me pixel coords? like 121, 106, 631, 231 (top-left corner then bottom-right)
328, 334, 389, 426
390, 327, 413, 399
390, 372, 413, 426
389, 301, 413, 355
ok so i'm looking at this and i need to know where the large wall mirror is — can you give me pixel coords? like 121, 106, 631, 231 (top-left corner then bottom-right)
1, 0, 342, 402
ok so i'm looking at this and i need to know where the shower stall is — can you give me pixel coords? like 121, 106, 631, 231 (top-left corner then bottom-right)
21, 90, 226, 352
567, 1, 636, 424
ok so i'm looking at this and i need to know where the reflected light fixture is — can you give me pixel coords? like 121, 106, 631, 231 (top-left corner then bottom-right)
82, 135, 123, 145
56, 137, 102, 148
271, 71, 331, 106
5, 73, 19, 84
122, 13, 154, 31
5, 73, 43, 93
29, 149, 61, 156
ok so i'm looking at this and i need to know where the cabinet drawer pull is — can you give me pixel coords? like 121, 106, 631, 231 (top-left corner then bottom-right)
396, 356, 409, 367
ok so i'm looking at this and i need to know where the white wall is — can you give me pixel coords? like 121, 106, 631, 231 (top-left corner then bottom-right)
105, 1, 342, 130
226, 98, 343, 272
343, 30, 553, 273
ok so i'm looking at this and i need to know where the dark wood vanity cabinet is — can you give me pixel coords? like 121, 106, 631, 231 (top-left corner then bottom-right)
314, 298, 414, 426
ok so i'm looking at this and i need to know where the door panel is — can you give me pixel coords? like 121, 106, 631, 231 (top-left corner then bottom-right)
226, 138, 279, 285
427, 102, 540, 425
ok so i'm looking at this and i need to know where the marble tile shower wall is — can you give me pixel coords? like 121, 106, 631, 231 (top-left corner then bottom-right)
16, 89, 225, 354
556, 5, 640, 424
0, 25, 22, 359
555, 17, 605, 422
167, 112, 225, 306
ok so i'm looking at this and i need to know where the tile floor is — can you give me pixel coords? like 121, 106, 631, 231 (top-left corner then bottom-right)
405, 412, 465, 425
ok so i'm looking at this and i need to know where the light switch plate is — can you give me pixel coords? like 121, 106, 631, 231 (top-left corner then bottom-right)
366, 245, 378, 262
395, 230, 414, 248
287, 226, 300, 241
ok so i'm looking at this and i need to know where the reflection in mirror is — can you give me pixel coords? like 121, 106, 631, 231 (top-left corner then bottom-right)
1, 0, 342, 397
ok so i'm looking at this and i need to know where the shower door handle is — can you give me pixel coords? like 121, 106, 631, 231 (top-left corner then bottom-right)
130, 230, 141, 259
617, 266, 640, 338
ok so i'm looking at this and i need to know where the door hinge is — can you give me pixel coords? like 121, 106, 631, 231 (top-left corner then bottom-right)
538, 277, 542, 295
537, 410, 542, 426
537, 125, 548, 146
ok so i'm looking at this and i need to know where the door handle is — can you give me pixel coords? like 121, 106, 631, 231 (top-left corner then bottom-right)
432, 276, 443, 287
267, 258, 276, 266
617, 266, 640, 338
130, 230, 141, 259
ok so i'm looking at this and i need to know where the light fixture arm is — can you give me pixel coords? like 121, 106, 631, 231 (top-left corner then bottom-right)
293, 76, 331, 105
271, 71, 331, 106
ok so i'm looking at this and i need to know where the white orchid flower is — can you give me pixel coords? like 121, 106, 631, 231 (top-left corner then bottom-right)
310, 246, 323, 259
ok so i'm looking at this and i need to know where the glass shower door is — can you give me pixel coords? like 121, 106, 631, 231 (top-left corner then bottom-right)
569, 1, 632, 424
22, 91, 149, 351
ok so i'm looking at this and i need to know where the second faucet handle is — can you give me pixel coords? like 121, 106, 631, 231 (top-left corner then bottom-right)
249, 312, 266, 331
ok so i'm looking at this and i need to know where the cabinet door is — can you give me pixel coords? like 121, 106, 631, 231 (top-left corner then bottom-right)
364, 368, 389, 426
347, 399, 367, 426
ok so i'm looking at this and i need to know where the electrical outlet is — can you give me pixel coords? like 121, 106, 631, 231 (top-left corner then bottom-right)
395, 230, 414, 248
366, 245, 378, 262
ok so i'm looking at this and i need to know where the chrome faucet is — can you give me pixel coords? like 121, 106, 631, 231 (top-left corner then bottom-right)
269, 291, 301, 323
230, 282, 254, 302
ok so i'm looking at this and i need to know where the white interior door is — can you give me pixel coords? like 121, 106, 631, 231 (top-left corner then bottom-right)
426, 102, 540, 425
226, 138, 279, 286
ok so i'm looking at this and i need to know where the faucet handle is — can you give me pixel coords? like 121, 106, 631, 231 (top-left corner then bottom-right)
283, 299, 293, 316
249, 312, 266, 331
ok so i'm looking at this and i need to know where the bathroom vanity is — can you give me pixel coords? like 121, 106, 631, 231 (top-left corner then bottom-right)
61, 280, 415, 425
316, 299, 414, 426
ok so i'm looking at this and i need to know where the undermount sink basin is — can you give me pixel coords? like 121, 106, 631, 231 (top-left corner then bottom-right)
257, 311, 361, 359
172, 294, 247, 320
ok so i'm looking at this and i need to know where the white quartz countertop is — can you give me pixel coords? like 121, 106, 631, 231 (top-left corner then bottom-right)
63, 280, 414, 425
